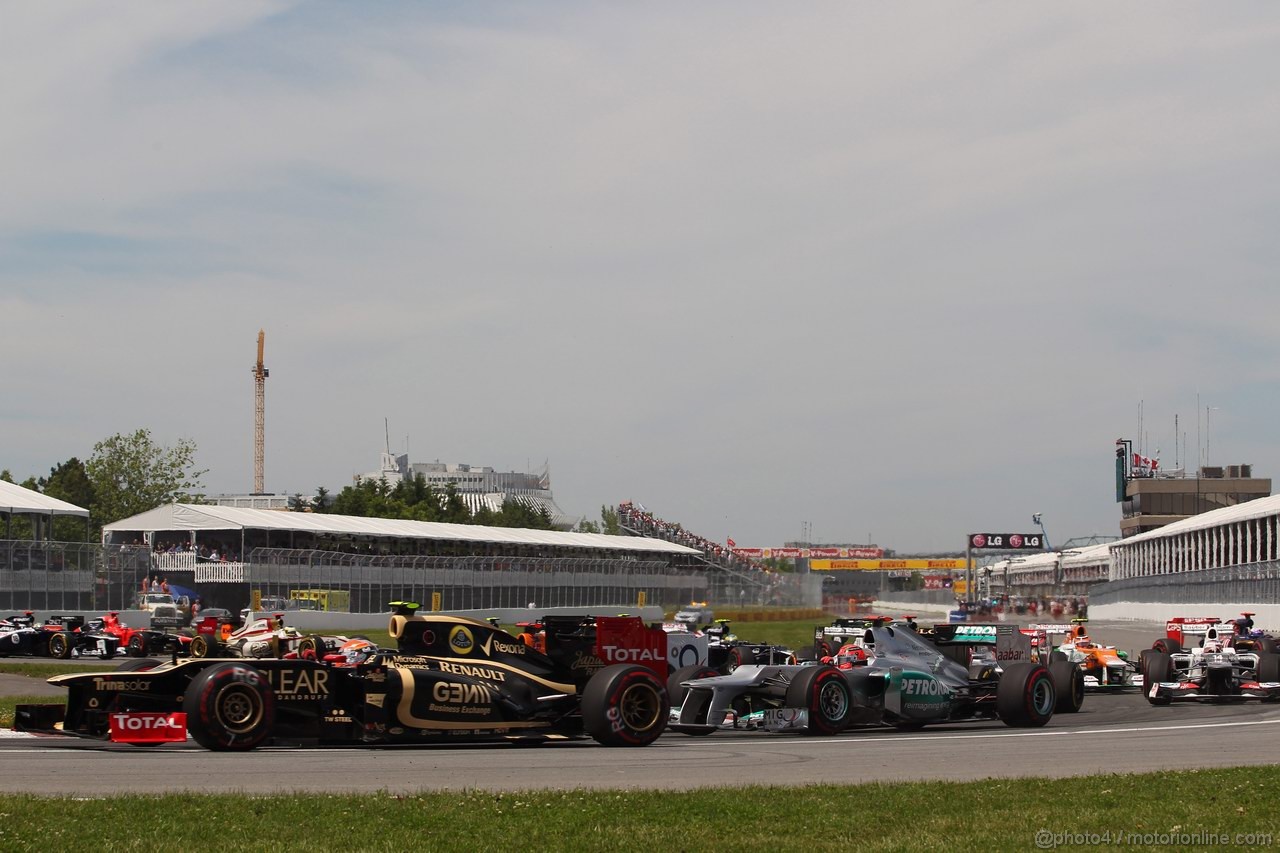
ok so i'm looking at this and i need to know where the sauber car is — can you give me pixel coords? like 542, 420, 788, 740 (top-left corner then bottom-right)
669, 621, 1079, 736
1141, 621, 1280, 705
15, 603, 671, 750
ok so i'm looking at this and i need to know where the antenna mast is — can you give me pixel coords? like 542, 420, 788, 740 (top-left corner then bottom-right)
252, 329, 269, 494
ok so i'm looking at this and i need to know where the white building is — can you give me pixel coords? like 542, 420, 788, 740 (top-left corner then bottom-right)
359, 452, 577, 530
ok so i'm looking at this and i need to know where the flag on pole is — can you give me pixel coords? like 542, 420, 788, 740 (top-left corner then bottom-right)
727, 537, 736, 548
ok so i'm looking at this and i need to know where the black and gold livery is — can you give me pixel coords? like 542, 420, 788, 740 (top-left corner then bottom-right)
16, 603, 669, 751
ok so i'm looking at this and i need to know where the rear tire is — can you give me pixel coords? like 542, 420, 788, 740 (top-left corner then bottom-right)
582, 664, 668, 747
1049, 660, 1084, 713
116, 657, 162, 672
298, 635, 325, 661
996, 663, 1055, 727
784, 665, 851, 736
1144, 653, 1173, 705
666, 664, 719, 709
1153, 637, 1182, 654
190, 635, 216, 658
183, 662, 276, 751
724, 646, 756, 674
47, 632, 72, 659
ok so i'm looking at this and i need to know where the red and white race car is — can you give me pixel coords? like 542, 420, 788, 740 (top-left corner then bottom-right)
1141, 617, 1280, 705
189, 613, 305, 659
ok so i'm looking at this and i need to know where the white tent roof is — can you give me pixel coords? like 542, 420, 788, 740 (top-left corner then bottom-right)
1113, 492, 1280, 549
102, 503, 701, 556
1060, 541, 1113, 568
0, 480, 89, 517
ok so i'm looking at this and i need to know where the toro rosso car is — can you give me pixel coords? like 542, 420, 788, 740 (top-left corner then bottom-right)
1141, 620, 1280, 705
669, 621, 1082, 736
15, 603, 670, 750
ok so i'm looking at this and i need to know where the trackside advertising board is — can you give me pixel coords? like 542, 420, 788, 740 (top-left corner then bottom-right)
810, 559, 970, 571
968, 533, 1045, 550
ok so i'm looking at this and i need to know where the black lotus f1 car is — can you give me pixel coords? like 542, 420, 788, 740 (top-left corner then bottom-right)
15, 603, 670, 750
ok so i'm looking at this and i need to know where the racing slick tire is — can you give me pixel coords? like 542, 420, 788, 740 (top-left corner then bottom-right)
582, 664, 669, 747
666, 664, 719, 710
784, 664, 852, 736
47, 632, 72, 660
183, 662, 276, 751
996, 663, 1055, 727
1138, 648, 1159, 680
1049, 660, 1084, 713
724, 646, 756, 674
1049, 650, 1069, 663
1143, 653, 1174, 705
1153, 637, 1182, 654
116, 657, 163, 672
1255, 653, 1280, 698
189, 635, 219, 659
127, 634, 147, 657
1255, 638, 1278, 655
298, 635, 325, 661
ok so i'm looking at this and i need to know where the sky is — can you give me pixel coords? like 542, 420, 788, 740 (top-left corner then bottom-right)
4, 2, 1280, 552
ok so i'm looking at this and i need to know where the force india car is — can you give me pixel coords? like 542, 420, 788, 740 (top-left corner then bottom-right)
1141, 618, 1280, 705
669, 621, 1082, 736
1032, 621, 1142, 689
15, 603, 671, 750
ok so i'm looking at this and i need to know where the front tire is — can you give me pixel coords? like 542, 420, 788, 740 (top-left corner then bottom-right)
582, 664, 669, 747
784, 664, 851, 736
666, 664, 719, 709
1144, 653, 1174, 705
127, 634, 147, 657
996, 663, 1055, 727
183, 662, 276, 751
1049, 660, 1084, 713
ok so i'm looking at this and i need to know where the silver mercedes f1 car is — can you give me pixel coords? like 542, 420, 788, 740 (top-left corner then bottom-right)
669, 621, 1082, 736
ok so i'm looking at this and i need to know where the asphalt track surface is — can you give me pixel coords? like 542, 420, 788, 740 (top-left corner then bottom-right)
4, 618, 1278, 795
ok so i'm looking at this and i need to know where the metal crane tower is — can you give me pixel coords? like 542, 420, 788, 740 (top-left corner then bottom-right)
252, 329, 269, 494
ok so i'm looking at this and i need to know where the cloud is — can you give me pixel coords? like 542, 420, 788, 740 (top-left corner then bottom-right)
4, 3, 1280, 550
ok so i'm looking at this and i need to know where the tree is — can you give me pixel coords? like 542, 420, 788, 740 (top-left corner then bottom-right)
85, 429, 207, 528
576, 517, 601, 534
39, 458, 95, 541
600, 505, 621, 535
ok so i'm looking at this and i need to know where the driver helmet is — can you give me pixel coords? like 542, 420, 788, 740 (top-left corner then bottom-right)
835, 643, 868, 669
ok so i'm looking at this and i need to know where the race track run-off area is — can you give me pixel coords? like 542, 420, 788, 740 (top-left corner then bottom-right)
3, 693, 1277, 795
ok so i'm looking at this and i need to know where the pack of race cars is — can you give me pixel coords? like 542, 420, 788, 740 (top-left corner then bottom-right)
10, 606, 1278, 751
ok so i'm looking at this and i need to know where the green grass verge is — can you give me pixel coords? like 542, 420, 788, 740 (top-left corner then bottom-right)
0, 662, 112, 678
0, 768, 1276, 852
0, 695, 51, 727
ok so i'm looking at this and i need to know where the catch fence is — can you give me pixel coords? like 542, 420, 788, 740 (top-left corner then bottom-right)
1, 541, 823, 614
0, 540, 151, 612
1087, 561, 1280, 606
